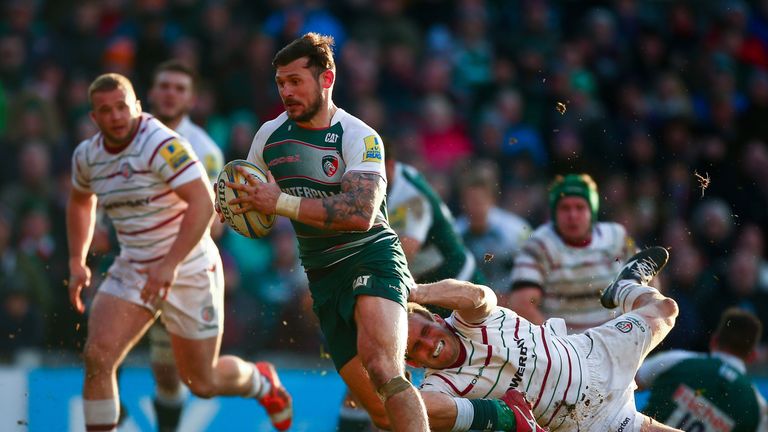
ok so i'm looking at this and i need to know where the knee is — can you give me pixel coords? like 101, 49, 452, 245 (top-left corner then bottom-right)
83, 341, 118, 375
659, 297, 679, 321
361, 356, 399, 389
185, 378, 216, 399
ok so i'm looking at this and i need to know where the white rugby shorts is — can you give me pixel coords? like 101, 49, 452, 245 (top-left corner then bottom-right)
99, 255, 224, 340
567, 313, 653, 432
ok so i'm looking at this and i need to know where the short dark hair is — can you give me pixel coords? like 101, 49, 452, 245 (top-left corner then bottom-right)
272, 32, 335, 77
153, 59, 198, 88
714, 308, 763, 358
88, 73, 135, 105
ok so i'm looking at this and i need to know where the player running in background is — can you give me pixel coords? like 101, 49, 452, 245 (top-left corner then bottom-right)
224, 33, 430, 430
138, 60, 225, 432
407, 247, 682, 431
67, 73, 291, 432
507, 173, 638, 333
150, 60, 224, 186
637, 308, 768, 431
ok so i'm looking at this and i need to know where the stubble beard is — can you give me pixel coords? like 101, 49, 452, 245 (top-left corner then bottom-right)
104, 117, 139, 147
154, 107, 186, 127
288, 90, 324, 123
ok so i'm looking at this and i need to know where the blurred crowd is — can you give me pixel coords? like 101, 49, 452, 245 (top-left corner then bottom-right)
1, 0, 768, 369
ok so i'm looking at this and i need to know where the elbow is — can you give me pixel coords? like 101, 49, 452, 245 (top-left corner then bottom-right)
202, 200, 215, 220
475, 284, 497, 310
452, 279, 495, 309
354, 220, 375, 232
195, 198, 215, 224
349, 208, 376, 231
370, 415, 391, 431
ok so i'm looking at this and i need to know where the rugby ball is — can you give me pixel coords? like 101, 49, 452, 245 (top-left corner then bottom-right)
216, 160, 276, 238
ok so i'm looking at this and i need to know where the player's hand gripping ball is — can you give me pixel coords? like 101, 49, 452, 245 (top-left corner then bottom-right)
216, 160, 275, 238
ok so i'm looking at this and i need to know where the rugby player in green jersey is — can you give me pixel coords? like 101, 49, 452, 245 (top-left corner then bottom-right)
638, 308, 767, 431
224, 32, 551, 432
224, 33, 430, 431
337, 144, 487, 430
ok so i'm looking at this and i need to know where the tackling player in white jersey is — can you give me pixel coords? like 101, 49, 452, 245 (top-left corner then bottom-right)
141, 60, 225, 432
66, 73, 291, 432
508, 173, 638, 333
407, 247, 682, 431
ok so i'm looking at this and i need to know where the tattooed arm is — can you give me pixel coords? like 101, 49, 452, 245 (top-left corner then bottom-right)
298, 171, 385, 231
227, 169, 386, 231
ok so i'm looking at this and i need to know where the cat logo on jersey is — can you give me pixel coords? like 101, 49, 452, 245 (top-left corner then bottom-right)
160, 139, 191, 171
353, 275, 371, 290
362, 135, 382, 162
322, 154, 339, 177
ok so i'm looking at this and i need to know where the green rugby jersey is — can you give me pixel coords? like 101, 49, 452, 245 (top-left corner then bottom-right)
638, 350, 767, 432
247, 109, 397, 270
387, 162, 477, 283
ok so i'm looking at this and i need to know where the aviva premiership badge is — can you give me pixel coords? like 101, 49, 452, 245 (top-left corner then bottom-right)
160, 139, 191, 171
362, 135, 382, 162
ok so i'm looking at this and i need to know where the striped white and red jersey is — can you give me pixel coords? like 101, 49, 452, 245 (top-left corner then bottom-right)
419, 308, 590, 430
71, 113, 218, 273
510, 222, 636, 332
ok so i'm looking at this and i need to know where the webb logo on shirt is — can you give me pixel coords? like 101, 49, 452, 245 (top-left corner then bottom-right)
160, 140, 191, 171
362, 135, 382, 162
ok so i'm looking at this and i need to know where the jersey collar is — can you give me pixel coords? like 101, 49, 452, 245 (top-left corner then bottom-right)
102, 115, 144, 155
177, 115, 192, 133
444, 322, 468, 369
712, 351, 747, 373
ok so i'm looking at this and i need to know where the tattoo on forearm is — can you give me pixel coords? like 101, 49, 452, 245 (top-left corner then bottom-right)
322, 172, 383, 229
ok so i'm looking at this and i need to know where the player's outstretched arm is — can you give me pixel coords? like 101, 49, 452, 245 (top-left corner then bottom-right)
66, 188, 97, 313
410, 279, 496, 323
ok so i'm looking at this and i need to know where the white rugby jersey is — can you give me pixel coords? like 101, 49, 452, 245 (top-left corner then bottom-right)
71, 113, 217, 273
420, 308, 589, 430
510, 222, 636, 332
176, 115, 223, 183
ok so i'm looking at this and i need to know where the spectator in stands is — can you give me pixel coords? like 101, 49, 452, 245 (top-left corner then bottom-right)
697, 250, 768, 349
0, 276, 44, 363
0, 0, 765, 374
